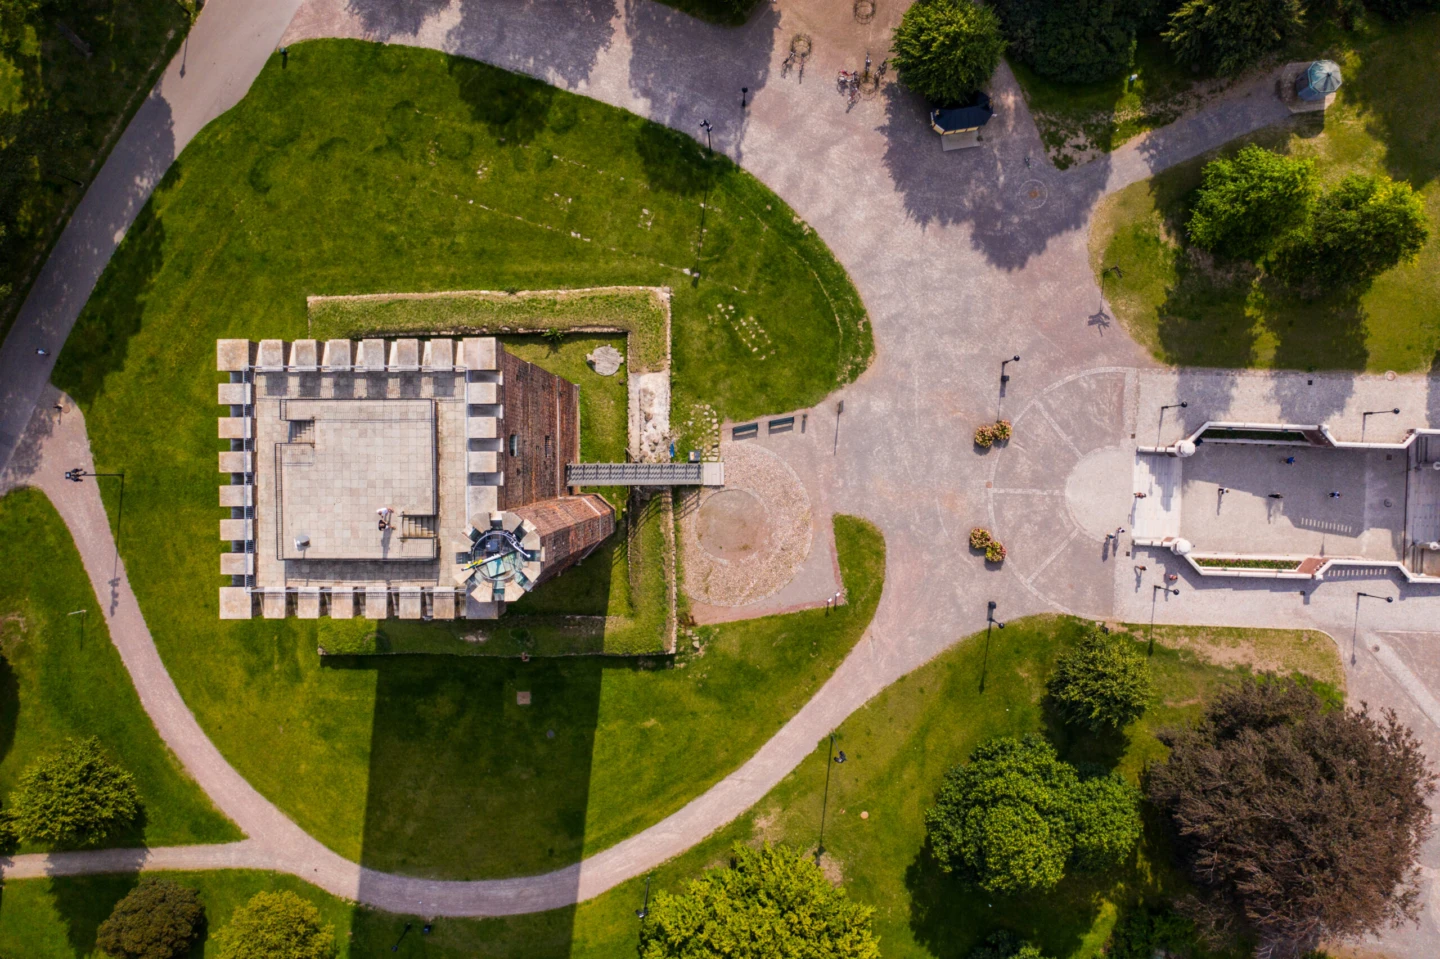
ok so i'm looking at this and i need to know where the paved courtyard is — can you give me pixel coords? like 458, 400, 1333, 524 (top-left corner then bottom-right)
1178, 444, 1406, 560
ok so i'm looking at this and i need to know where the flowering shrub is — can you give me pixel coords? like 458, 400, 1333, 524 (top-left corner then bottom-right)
974, 425, 996, 448
985, 540, 1007, 563
970, 528, 993, 549
991, 419, 1012, 442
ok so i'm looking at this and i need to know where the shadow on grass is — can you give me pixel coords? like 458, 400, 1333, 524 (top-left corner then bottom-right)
904, 844, 1104, 959
1340, 14, 1440, 190
0, 655, 19, 770
450, 55, 559, 147
46, 874, 140, 957
51, 189, 170, 410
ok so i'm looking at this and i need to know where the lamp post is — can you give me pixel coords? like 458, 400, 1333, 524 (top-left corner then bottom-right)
833, 399, 844, 456
1148, 584, 1179, 656
979, 601, 1005, 691
1098, 264, 1124, 313
1000, 355, 1020, 385
65, 468, 126, 559
816, 733, 847, 862
741, 87, 748, 108
390, 922, 412, 952
699, 119, 713, 156
1361, 407, 1400, 440
1352, 591, 1393, 664
1157, 401, 1188, 446
68, 608, 87, 645
635, 874, 652, 920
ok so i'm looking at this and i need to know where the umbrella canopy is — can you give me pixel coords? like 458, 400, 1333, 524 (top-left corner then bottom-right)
1297, 60, 1342, 100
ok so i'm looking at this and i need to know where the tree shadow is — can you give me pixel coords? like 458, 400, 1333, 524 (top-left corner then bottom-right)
1336, 15, 1440, 190
440, 0, 620, 93
342, 0, 453, 37
46, 873, 140, 957
904, 843, 1101, 959
1153, 250, 1260, 368
877, 74, 1112, 271
50, 180, 170, 410
1262, 280, 1370, 374
0, 655, 18, 771
1040, 695, 1131, 773
448, 55, 559, 147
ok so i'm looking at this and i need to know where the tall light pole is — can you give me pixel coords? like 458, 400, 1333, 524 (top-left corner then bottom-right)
1352, 591, 1393, 663
635, 874, 652, 920
1361, 407, 1400, 440
1000, 355, 1020, 386
979, 601, 1005, 692
1156, 401, 1188, 446
65, 468, 126, 562
699, 119, 713, 156
68, 608, 87, 645
816, 733, 847, 862
1148, 584, 1179, 656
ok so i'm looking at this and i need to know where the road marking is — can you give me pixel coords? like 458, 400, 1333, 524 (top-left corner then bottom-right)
1027, 527, 1081, 585
1034, 402, 1083, 459
1370, 634, 1440, 733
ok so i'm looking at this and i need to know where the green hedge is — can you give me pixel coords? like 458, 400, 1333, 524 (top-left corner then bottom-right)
308, 287, 669, 372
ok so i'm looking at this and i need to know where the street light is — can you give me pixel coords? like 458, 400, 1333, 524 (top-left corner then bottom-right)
1361, 408, 1401, 440
979, 601, 1005, 691
390, 922, 412, 952
816, 732, 846, 862
64, 468, 127, 561
699, 119, 713, 156
1098, 264, 1124, 313
1148, 584, 1179, 656
636, 874, 652, 920
68, 608, 87, 645
1000, 355, 1020, 385
1157, 402, 1188, 446
1352, 591, 1393, 664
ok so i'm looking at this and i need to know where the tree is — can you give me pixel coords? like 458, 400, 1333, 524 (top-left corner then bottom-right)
967, 930, 1050, 959
11, 737, 140, 847
96, 879, 205, 959
212, 891, 335, 959
1047, 623, 1154, 732
1162, 0, 1305, 76
924, 736, 1142, 895
1147, 676, 1436, 956
1186, 145, 1317, 261
638, 842, 880, 959
991, 0, 1140, 85
1276, 173, 1429, 289
891, 0, 1006, 105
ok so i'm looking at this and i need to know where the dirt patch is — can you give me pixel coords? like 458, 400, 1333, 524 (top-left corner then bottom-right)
697, 489, 770, 560
816, 851, 844, 885
1128, 624, 1344, 691
0, 613, 26, 651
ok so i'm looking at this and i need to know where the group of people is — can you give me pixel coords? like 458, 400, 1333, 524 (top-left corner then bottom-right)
377, 506, 395, 531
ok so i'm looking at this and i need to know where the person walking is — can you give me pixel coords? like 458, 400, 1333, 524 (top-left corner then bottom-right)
1134, 491, 1148, 499
1268, 493, 1284, 499
35, 348, 48, 356
1329, 491, 1343, 499
1285, 456, 1296, 465
376, 506, 395, 530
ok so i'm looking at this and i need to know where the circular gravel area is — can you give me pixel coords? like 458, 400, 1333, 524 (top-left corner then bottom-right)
682, 442, 812, 607
697, 489, 770, 560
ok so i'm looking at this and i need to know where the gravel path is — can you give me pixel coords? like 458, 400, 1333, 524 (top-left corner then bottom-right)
12, 0, 1434, 948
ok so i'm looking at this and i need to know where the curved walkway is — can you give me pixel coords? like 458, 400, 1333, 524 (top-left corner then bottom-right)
3, 0, 1414, 933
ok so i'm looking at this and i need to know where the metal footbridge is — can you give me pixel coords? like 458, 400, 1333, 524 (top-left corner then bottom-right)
566, 462, 724, 487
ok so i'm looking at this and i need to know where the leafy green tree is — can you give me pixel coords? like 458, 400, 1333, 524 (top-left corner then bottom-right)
1046, 623, 1154, 732
967, 929, 1050, 959
1277, 173, 1429, 289
1186, 145, 1317, 260
1069, 772, 1143, 871
11, 737, 140, 847
924, 736, 1141, 894
212, 891, 335, 959
638, 842, 880, 959
891, 0, 1007, 104
96, 879, 205, 959
1148, 676, 1436, 956
1162, 0, 1304, 75
991, 0, 1140, 84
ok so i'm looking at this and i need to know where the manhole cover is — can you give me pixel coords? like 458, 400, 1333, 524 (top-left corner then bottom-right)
1020, 179, 1048, 209
854, 0, 875, 23
697, 489, 771, 560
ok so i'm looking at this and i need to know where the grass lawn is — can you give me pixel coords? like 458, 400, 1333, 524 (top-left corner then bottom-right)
0, 619, 1341, 957
0, 489, 237, 849
44, 38, 871, 878
0, 0, 189, 342
1089, 13, 1440, 372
